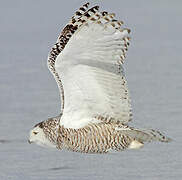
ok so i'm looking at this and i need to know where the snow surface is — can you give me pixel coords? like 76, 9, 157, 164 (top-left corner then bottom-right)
0, 0, 182, 180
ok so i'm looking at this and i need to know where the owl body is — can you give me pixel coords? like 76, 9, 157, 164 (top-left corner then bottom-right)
29, 117, 169, 154
58, 122, 133, 153
34, 118, 135, 153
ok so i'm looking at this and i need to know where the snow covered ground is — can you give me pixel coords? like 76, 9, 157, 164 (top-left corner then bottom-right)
0, 1, 181, 180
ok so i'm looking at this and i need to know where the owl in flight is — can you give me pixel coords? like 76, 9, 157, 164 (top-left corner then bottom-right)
28, 3, 171, 153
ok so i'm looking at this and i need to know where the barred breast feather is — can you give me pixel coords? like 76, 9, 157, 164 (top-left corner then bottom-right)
56, 121, 171, 153
58, 123, 133, 153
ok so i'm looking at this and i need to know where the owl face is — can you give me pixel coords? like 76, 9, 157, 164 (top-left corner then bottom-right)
28, 124, 56, 148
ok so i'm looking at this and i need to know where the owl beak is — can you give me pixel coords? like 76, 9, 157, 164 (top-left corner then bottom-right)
28, 139, 32, 144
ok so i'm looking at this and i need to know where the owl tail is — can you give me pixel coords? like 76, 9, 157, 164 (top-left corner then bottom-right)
115, 125, 172, 144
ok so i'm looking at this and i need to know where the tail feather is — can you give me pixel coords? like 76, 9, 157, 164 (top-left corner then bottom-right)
115, 125, 171, 143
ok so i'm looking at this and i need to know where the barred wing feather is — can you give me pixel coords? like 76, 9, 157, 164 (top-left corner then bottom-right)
47, 3, 90, 115
48, 3, 132, 129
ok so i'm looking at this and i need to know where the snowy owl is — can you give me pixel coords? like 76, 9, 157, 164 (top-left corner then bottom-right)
28, 3, 171, 153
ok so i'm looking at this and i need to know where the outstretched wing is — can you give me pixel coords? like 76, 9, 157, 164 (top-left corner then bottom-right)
48, 3, 132, 129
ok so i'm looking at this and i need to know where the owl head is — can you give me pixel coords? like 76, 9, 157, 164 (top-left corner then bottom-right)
28, 120, 58, 148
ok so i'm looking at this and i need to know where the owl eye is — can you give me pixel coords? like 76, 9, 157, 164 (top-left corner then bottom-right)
33, 132, 38, 135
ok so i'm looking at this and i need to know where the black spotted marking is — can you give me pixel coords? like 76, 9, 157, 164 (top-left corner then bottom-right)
83, 2, 89, 8
90, 6, 99, 13
76, 11, 82, 16
80, 7, 86, 11
102, 11, 108, 16
112, 19, 117, 22
71, 18, 76, 24
84, 12, 91, 17
34, 121, 44, 128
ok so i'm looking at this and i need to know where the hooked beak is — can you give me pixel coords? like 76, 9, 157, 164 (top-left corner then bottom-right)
28, 139, 32, 144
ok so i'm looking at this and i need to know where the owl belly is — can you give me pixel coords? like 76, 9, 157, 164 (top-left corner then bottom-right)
58, 123, 133, 153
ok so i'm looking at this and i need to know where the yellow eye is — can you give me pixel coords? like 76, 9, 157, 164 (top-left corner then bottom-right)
33, 132, 38, 135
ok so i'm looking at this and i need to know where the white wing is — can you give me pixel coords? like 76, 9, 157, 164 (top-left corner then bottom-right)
48, 3, 132, 129
47, 3, 90, 115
